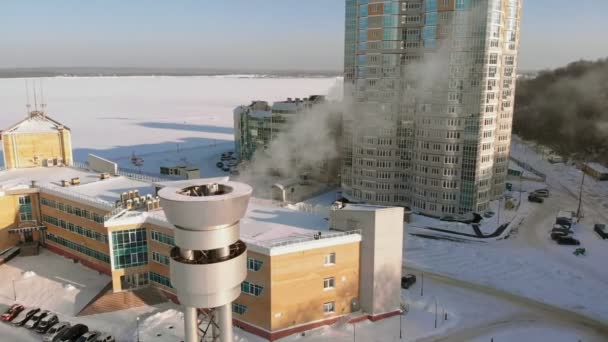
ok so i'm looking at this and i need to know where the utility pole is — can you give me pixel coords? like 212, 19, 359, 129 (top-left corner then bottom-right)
420, 272, 424, 297
434, 298, 437, 329
577, 170, 585, 219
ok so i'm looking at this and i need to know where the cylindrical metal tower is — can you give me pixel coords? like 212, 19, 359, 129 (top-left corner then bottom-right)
158, 181, 252, 342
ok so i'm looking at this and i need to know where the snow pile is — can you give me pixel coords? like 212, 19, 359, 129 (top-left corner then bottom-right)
22, 271, 37, 279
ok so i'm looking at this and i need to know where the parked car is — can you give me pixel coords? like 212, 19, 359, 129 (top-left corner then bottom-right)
551, 224, 571, 234
594, 223, 608, 239
216, 162, 223, 168
36, 313, 59, 333
1, 304, 24, 322
556, 236, 581, 246
58, 323, 89, 342
551, 231, 570, 241
12, 307, 40, 326
76, 331, 100, 342
532, 189, 550, 198
42, 322, 71, 342
25, 309, 48, 329
483, 210, 496, 218
528, 194, 544, 203
94, 334, 116, 342
401, 274, 417, 289
222, 167, 230, 172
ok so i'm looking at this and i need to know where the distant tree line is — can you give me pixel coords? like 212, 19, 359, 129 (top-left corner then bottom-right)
514, 58, 608, 164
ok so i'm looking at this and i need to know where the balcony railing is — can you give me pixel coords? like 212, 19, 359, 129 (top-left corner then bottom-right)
259, 229, 362, 249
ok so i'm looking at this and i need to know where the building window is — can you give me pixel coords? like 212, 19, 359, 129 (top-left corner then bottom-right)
323, 277, 335, 290
324, 253, 336, 266
111, 228, 148, 269
150, 230, 175, 246
323, 302, 335, 314
247, 257, 263, 271
152, 251, 170, 266
232, 303, 247, 315
45, 232, 110, 263
241, 281, 264, 296
149, 271, 172, 288
18, 195, 33, 221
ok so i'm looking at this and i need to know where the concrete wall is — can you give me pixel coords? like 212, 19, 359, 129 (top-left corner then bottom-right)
331, 205, 404, 315
88, 154, 118, 175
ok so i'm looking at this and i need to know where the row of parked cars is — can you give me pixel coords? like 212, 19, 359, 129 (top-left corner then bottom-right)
1, 304, 114, 342
550, 210, 581, 245
217, 151, 240, 175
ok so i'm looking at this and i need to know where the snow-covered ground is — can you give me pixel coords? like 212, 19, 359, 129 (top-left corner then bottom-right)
0, 249, 110, 316
0, 76, 341, 166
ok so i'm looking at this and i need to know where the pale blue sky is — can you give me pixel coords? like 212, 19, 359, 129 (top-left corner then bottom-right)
1, 0, 607, 71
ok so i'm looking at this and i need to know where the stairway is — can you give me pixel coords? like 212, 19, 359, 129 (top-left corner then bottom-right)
78, 286, 168, 316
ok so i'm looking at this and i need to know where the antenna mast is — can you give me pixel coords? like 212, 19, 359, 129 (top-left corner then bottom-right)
40, 79, 46, 117
32, 80, 38, 111
25, 80, 31, 115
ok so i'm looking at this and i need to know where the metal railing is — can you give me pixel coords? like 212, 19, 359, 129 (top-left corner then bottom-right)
260, 229, 361, 249
103, 205, 126, 222
116, 167, 184, 183
71, 161, 90, 171
37, 182, 115, 211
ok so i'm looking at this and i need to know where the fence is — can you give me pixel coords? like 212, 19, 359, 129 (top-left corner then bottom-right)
260, 229, 361, 249
37, 182, 115, 211
509, 156, 547, 182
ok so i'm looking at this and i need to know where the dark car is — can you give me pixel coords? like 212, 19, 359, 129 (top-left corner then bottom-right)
94, 334, 116, 342
222, 167, 230, 172
1, 304, 24, 322
551, 224, 571, 235
76, 331, 100, 342
594, 224, 608, 239
557, 236, 581, 245
551, 231, 570, 241
36, 313, 59, 333
216, 162, 223, 168
58, 324, 89, 342
528, 195, 544, 203
12, 307, 40, 326
25, 309, 49, 329
42, 322, 70, 342
401, 274, 417, 289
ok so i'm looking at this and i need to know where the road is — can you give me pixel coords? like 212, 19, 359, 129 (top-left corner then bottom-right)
406, 269, 608, 342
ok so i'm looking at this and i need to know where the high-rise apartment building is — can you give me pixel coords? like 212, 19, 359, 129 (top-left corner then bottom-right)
342, 0, 522, 215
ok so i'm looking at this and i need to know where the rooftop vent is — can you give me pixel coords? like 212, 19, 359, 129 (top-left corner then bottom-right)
178, 183, 231, 197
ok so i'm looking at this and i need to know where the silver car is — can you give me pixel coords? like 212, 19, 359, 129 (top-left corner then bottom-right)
42, 321, 70, 342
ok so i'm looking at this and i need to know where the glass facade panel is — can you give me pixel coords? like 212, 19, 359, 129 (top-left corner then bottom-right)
111, 228, 148, 269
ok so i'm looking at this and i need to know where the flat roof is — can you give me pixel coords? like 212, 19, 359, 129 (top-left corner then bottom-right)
1, 166, 359, 252
0, 166, 154, 204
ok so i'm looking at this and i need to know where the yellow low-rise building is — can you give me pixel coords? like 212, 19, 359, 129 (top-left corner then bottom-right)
1, 114, 404, 341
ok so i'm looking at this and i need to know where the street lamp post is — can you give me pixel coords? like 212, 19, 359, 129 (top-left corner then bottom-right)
136, 316, 140, 342
12, 279, 16, 301
577, 170, 585, 219
434, 297, 438, 329
420, 272, 424, 297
